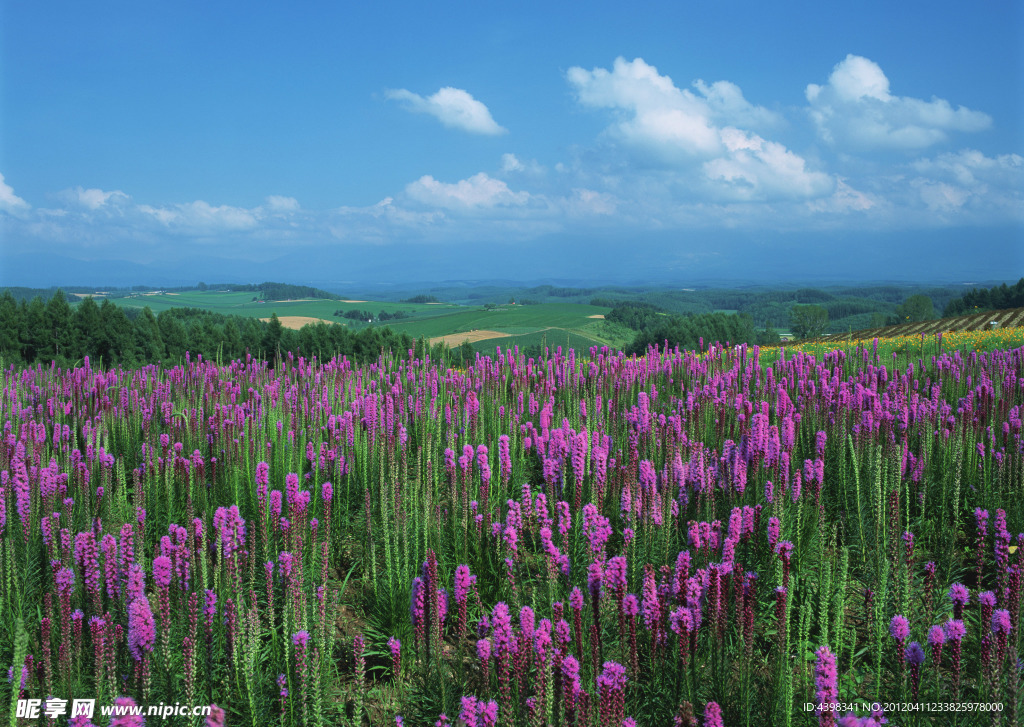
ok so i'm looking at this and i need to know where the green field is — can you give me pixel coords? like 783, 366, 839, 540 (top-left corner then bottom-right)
85, 290, 461, 321
72, 290, 634, 353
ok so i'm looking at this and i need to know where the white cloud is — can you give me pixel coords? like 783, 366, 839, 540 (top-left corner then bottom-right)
703, 128, 834, 199
567, 57, 831, 200
905, 149, 1024, 218
806, 55, 991, 150
567, 57, 721, 156
386, 86, 506, 135
914, 180, 971, 212
693, 79, 782, 129
911, 149, 1023, 186
138, 200, 259, 231
264, 195, 300, 212
806, 178, 878, 214
406, 172, 529, 209
501, 153, 544, 175
0, 173, 30, 216
59, 186, 132, 211
565, 188, 617, 216
501, 153, 525, 172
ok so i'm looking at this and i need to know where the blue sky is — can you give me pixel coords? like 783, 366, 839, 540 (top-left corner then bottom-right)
1, 0, 1022, 286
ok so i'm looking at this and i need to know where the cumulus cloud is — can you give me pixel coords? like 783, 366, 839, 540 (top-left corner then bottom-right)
806, 55, 991, 150
0, 173, 30, 216
386, 86, 506, 135
906, 149, 1024, 218
567, 57, 721, 156
703, 128, 834, 199
693, 79, 783, 129
567, 57, 830, 199
406, 172, 529, 209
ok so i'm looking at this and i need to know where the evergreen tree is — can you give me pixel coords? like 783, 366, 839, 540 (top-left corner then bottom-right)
99, 300, 136, 364
134, 307, 164, 362
158, 313, 188, 362
263, 313, 284, 358
43, 290, 75, 362
74, 297, 103, 360
0, 291, 22, 359
221, 318, 243, 361
21, 297, 47, 363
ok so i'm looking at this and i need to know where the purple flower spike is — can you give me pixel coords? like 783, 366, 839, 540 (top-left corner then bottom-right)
703, 701, 724, 727
889, 615, 910, 641
905, 641, 925, 665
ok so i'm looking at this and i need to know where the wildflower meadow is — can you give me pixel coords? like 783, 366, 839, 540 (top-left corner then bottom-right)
2, 330, 1023, 726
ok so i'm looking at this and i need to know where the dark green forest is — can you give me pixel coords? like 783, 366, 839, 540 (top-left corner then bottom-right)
943, 277, 1024, 316
201, 281, 337, 300
0, 291, 448, 369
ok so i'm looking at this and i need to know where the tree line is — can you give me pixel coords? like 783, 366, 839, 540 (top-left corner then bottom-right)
943, 278, 1024, 317
605, 302, 782, 354
0, 291, 469, 369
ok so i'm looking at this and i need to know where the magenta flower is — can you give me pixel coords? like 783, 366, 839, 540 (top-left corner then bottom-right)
949, 583, 970, 619
459, 696, 479, 727
815, 645, 838, 726
109, 696, 145, 726
767, 517, 781, 551
605, 556, 628, 598
597, 661, 628, 724
152, 555, 172, 589
889, 614, 910, 641
905, 641, 925, 664
944, 619, 966, 641
944, 618, 966, 694
703, 701, 725, 727
127, 596, 156, 661
623, 593, 639, 616
992, 609, 1012, 634
388, 636, 402, 678
928, 624, 945, 667
453, 564, 475, 603
205, 705, 225, 727
479, 700, 498, 727
490, 602, 514, 657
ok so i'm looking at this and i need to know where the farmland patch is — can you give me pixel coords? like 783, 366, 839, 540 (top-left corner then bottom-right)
260, 316, 336, 330
430, 330, 511, 346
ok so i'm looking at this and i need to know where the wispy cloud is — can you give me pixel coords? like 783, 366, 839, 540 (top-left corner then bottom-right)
263, 195, 300, 213
385, 86, 506, 135
805, 54, 991, 150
